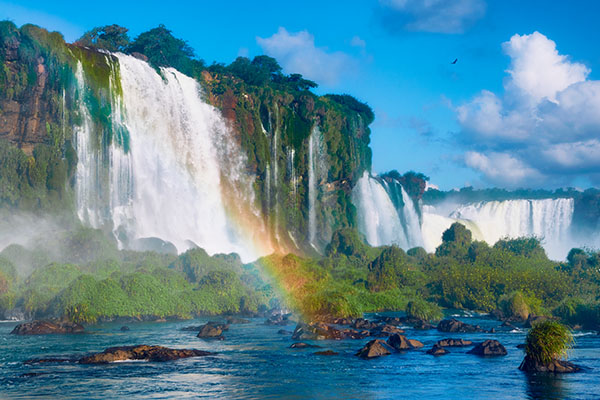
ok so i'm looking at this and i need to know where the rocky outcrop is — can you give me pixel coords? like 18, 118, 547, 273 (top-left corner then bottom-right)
426, 344, 449, 356
79, 345, 213, 364
10, 320, 84, 335
436, 338, 473, 347
467, 340, 507, 356
372, 324, 405, 337
437, 319, 486, 333
292, 322, 344, 340
386, 334, 422, 351
519, 356, 582, 373
197, 323, 225, 339
352, 318, 379, 331
355, 339, 392, 359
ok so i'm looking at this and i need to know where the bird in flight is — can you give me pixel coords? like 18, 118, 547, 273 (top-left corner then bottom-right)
451, 58, 458, 64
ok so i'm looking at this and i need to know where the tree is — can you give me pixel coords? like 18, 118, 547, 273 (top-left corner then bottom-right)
127, 25, 201, 75
75, 24, 130, 52
435, 223, 472, 258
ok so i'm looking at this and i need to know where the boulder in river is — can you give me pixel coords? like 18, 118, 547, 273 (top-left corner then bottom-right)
437, 318, 486, 333
290, 342, 322, 349
373, 324, 405, 337
120, 326, 130, 332
79, 345, 213, 364
386, 334, 421, 351
292, 322, 344, 340
518, 355, 582, 373
10, 320, 84, 335
426, 344, 449, 356
314, 350, 339, 356
467, 340, 507, 356
197, 323, 224, 339
436, 338, 473, 347
355, 339, 392, 359
352, 318, 379, 330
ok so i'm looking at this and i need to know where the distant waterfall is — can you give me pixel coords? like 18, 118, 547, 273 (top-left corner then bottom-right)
308, 125, 327, 249
352, 172, 422, 249
73, 53, 264, 261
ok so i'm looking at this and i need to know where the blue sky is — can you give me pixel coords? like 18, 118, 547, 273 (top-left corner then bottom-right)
2, 0, 600, 190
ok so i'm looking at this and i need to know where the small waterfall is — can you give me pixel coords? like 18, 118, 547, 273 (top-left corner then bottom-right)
287, 147, 297, 200
308, 125, 327, 248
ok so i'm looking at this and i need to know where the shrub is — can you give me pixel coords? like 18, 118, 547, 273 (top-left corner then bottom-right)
525, 321, 573, 365
405, 298, 443, 321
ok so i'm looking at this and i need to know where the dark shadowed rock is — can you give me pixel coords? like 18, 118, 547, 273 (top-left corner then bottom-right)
226, 317, 250, 324
265, 314, 291, 326
352, 318, 379, 330
120, 326, 130, 332
436, 338, 473, 347
437, 319, 486, 333
386, 334, 418, 351
341, 328, 370, 339
290, 342, 322, 349
197, 323, 224, 339
277, 329, 292, 335
79, 345, 213, 364
372, 324, 405, 337
426, 344, 449, 356
467, 340, 507, 356
292, 322, 344, 340
355, 339, 392, 359
314, 350, 339, 356
519, 355, 582, 373
11, 320, 84, 335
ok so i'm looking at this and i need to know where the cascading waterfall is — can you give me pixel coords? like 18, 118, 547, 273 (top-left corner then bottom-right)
308, 125, 327, 248
73, 53, 263, 261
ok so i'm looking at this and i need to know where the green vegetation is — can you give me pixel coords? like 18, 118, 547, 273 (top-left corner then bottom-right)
405, 298, 443, 321
75, 24, 130, 52
525, 321, 573, 365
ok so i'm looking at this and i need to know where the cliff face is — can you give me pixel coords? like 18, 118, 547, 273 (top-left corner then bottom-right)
0, 22, 373, 255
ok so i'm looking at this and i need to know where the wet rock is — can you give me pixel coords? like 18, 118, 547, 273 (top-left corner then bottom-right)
226, 317, 250, 324
352, 318, 379, 330
426, 344, 449, 356
24, 357, 77, 364
408, 339, 424, 348
277, 329, 292, 335
10, 320, 84, 335
375, 316, 402, 326
386, 334, 420, 351
265, 314, 291, 326
292, 322, 344, 341
290, 342, 322, 349
355, 339, 392, 359
331, 318, 353, 325
120, 326, 130, 332
372, 324, 405, 337
524, 314, 551, 328
79, 345, 213, 364
437, 318, 486, 333
467, 340, 507, 356
436, 338, 473, 347
197, 323, 224, 339
341, 328, 370, 339
519, 356, 582, 373
314, 350, 339, 356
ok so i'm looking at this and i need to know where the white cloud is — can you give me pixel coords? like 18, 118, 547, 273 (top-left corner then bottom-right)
256, 27, 357, 86
457, 32, 600, 187
379, 0, 486, 34
350, 36, 366, 49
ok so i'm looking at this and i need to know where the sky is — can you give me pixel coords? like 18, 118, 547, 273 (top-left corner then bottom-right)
2, 0, 600, 190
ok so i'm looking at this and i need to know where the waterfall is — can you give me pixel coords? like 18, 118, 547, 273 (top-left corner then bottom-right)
352, 172, 410, 248
73, 53, 263, 261
308, 125, 327, 248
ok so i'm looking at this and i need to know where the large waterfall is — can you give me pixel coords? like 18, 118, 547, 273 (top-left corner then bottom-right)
73, 54, 266, 261
352, 171, 577, 260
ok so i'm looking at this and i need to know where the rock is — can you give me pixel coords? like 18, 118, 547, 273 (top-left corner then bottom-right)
437, 318, 486, 333
277, 329, 292, 335
426, 344, 449, 356
372, 324, 405, 337
411, 319, 435, 330
524, 314, 551, 328
332, 318, 353, 325
467, 340, 507, 356
386, 334, 417, 351
314, 350, 339, 356
355, 339, 392, 359
408, 339, 424, 348
120, 326, 130, 332
79, 345, 213, 364
265, 314, 290, 326
436, 338, 473, 347
197, 323, 224, 339
516, 343, 526, 349
10, 320, 84, 335
376, 316, 402, 325
291, 322, 344, 341
131, 52, 149, 62
341, 328, 370, 339
519, 355, 582, 373
352, 318, 379, 330
24, 357, 77, 364
226, 317, 250, 324
207, 322, 230, 331
290, 342, 322, 349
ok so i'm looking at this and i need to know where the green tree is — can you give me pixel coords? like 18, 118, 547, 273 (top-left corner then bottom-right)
76, 24, 130, 52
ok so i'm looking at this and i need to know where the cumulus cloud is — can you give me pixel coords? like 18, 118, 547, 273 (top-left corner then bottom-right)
457, 32, 600, 187
379, 0, 486, 34
257, 27, 357, 86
